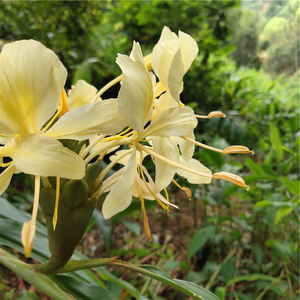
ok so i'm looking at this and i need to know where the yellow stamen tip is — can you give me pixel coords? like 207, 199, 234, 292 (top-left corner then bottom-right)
212, 172, 247, 188
207, 111, 226, 119
222, 146, 253, 155
182, 187, 192, 199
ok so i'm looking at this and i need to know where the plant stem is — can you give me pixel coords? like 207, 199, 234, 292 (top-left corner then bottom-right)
205, 247, 237, 290
53, 258, 204, 299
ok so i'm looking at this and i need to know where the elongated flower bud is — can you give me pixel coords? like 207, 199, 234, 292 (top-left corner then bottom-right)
21, 220, 36, 258
212, 172, 249, 189
35, 179, 97, 274
223, 146, 253, 155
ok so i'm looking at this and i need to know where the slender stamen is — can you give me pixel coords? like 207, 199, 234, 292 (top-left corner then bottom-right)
181, 136, 253, 155
163, 188, 170, 215
84, 137, 131, 164
52, 177, 60, 230
96, 149, 133, 186
180, 136, 223, 153
138, 151, 170, 212
80, 134, 105, 159
138, 144, 212, 179
21, 175, 40, 258
41, 90, 66, 133
172, 179, 192, 199
90, 75, 123, 103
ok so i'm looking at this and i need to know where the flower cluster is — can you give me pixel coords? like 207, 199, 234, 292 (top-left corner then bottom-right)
0, 27, 251, 256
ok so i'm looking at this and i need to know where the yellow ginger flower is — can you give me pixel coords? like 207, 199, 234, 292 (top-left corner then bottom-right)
99, 41, 212, 220
97, 34, 250, 223
0, 40, 124, 256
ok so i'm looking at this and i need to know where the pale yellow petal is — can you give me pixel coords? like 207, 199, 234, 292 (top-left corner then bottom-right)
151, 91, 178, 121
167, 47, 184, 102
1, 134, 85, 179
177, 131, 195, 162
0, 164, 16, 195
177, 157, 212, 184
102, 151, 137, 219
116, 42, 153, 130
68, 80, 99, 110
178, 30, 199, 74
45, 99, 125, 140
152, 137, 179, 194
151, 26, 177, 76
0, 40, 67, 135
141, 106, 197, 139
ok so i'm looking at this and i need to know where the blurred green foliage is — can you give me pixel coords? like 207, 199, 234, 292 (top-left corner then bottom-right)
1, 0, 299, 299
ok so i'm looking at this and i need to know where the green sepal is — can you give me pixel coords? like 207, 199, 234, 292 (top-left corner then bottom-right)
36, 179, 97, 274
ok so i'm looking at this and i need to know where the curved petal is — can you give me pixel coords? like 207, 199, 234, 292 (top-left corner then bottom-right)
1, 134, 85, 179
141, 106, 197, 139
116, 42, 153, 130
151, 26, 177, 77
177, 157, 212, 184
68, 80, 98, 110
0, 40, 67, 135
102, 150, 137, 219
177, 131, 195, 162
45, 99, 125, 140
178, 30, 199, 74
152, 137, 179, 194
0, 164, 16, 195
167, 47, 184, 102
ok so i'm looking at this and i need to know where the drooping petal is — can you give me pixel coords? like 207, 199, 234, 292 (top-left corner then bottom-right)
68, 80, 99, 110
45, 99, 125, 140
177, 157, 212, 184
102, 150, 137, 219
0, 164, 16, 195
0, 40, 67, 135
177, 131, 195, 162
152, 137, 179, 194
141, 106, 197, 139
1, 134, 85, 179
116, 42, 153, 131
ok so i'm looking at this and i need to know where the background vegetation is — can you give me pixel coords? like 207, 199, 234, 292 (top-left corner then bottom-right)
0, 0, 299, 299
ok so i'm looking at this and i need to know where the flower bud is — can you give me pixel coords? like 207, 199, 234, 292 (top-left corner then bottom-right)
223, 146, 253, 155
212, 172, 249, 189
21, 220, 36, 258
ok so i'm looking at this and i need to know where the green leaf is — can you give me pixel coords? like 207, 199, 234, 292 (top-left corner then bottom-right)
253, 200, 271, 209
122, 220, 141, 236
214, 287, 226, 300
244, 158, 266, 176
270, 122, 283, 162
187, 226, 216, 260
280, 177, 300, 195
50, 275, 119, 300
93, 209, 112, 247
72, 58, 98, 85
226, 274, 278, 287
140, 266, 220, 300
252, 243, 264, 265
0, 248, 73, 300
274, 206, 293, 225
